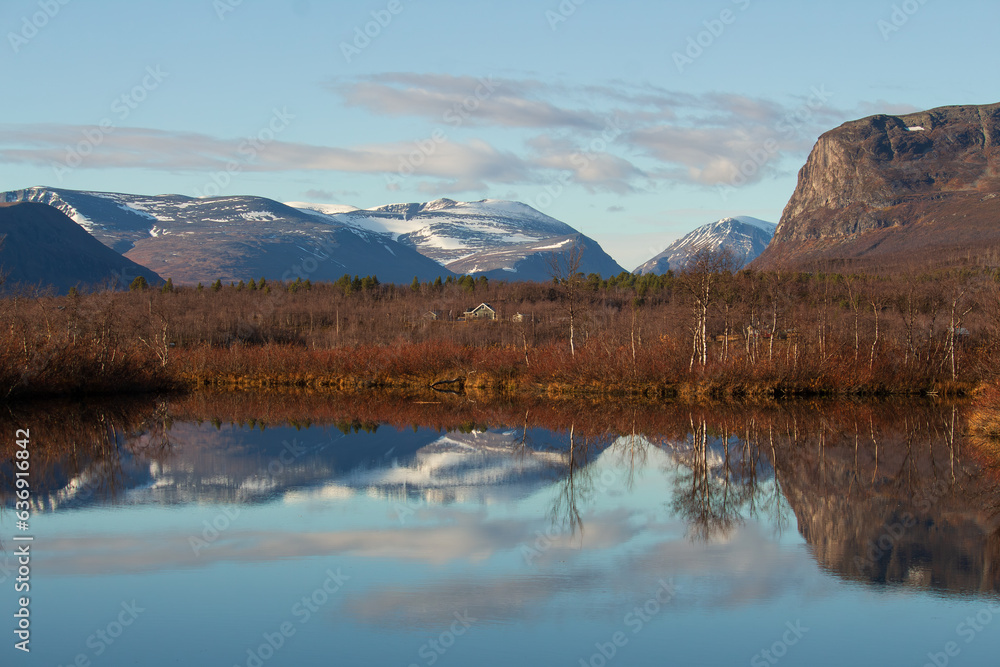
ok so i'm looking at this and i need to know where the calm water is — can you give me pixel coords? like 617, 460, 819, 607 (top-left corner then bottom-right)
2, 395, 999, 666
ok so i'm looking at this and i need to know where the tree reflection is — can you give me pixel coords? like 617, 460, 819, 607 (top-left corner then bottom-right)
667, 416, 788, 542
548, 424, 592, 537
4, 391, 1000, 596
0, 397, 173, 508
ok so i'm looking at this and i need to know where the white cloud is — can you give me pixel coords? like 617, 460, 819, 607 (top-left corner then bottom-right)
0, 79, 875, 194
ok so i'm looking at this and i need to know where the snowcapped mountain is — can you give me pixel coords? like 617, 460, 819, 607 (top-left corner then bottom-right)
3, 188, 625, 284
2, 187, 451, 284
37, 423, 570, 510
290, 198, 575, 264
446, 233, 625, 281
634, 216, 777, 275
289, 197, 626, 281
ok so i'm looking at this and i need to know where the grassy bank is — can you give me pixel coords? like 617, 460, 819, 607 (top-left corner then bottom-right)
170, 339, 973, 399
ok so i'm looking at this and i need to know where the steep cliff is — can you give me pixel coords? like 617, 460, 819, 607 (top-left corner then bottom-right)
754, 103, 1000, 271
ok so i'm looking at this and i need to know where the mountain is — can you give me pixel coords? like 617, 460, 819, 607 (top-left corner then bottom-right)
0, 202, 162, 294
36, 422, 570, 510
753, 102, 1000, 272
445, 233, 625, 281
634, 216, 776, 275
2, 187, 452, 284
289, 198, 627, 280
3, 188, 625, 284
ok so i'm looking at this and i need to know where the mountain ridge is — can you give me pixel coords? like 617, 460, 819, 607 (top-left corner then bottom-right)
0, 202, 162, 293
286, 197, 621, 281
634, 216, 776, 275
3, 187, 456, 284
3, 187, 626, 284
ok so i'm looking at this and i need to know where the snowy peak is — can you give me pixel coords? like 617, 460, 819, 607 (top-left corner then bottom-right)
2, 187, 452, 284
634, 216, 776, 275
5, 187, 625, 284
285, 197, 621, 278
729, 216, 777, 233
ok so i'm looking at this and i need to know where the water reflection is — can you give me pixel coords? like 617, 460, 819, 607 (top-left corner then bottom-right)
3, 394, 998, 600
6, 394, 1000, 666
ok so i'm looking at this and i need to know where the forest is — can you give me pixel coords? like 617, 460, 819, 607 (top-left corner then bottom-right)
4, 247, 1000, 401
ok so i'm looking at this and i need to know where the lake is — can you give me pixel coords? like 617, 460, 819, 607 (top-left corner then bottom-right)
2, 393, 999, 666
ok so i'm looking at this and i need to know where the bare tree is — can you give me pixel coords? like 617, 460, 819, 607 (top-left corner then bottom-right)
677, 247, 737, 369
546, 241, 585, 357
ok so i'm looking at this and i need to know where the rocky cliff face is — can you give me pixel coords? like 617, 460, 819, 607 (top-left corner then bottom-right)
754, 103, 1000, 271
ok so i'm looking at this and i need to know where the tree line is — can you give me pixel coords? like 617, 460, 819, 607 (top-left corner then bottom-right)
3, 248, 1000, 398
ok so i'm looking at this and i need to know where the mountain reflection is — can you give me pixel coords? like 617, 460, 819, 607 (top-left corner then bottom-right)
2, 393, 999, 596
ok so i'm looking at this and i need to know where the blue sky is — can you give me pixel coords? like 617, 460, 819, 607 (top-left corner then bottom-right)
1, 0, 997, 269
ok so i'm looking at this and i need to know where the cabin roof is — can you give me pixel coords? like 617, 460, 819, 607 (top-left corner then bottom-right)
465, 302, 495, 312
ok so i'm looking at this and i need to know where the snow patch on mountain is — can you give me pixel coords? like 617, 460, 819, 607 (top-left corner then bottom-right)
1, 187, 454, 284
634, 216, 777, 275
731, 216, 777, 232
287, 198, 578, 266
285, 202, 360, 216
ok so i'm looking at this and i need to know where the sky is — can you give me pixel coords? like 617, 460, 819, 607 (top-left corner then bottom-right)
1, 0, 997, 270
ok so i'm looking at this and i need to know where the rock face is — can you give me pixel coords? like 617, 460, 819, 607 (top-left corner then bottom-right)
0, 202, 162, 293
754, 103, 1000, 272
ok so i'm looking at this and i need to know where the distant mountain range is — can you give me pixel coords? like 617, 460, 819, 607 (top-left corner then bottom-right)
0, 202, 161, 293
634, 216, 776, 275
2, 188, 626, 285
6, 103, 999, 290
289, 197, 626, 281
2, 187, 448, 284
